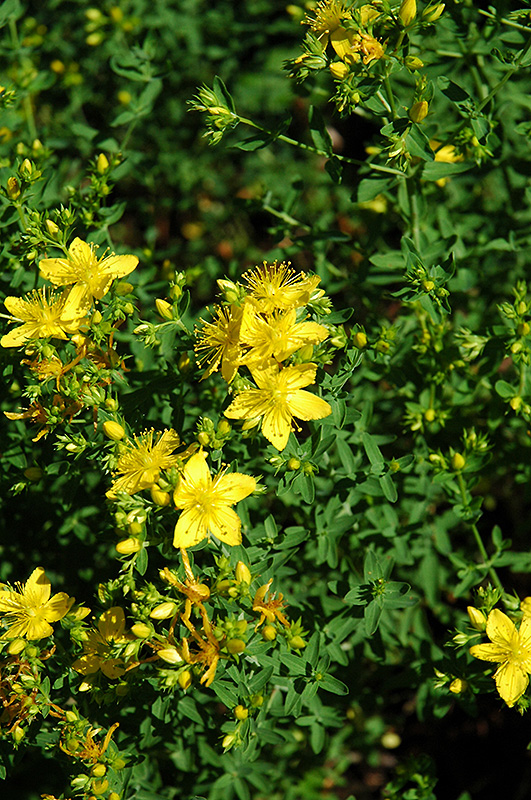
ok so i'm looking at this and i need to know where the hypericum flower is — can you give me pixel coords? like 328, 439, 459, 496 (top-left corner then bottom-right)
194, 304, 243, 383
469, 608, 531, 707
304, 0, 351, 43
39, 237, 138, 316
240, 306, 329, 366
243, 262, 321, 314
252, 579, 289, 629
173, 450, 256, 548
106, 429, 187, 498
1, 288, 85, 348
224, 362, 332, 451
72, 607, 129, 679
0, 567, 73, 640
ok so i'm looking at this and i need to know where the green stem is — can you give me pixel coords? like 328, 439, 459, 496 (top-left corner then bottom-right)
406, 175, 420, 249
15, 203, 28, 231
383, 75, 397, 120
478, 9, 531, 34
456, 472, 504, 593
261, 204, 311, 232
476, 34, 531, 116
518, 361, 526, 396
234, 113, 405, 177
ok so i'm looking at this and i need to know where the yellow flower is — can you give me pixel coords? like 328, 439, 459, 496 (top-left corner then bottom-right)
240, 305, 329, 366
72, 607, 129, 679
469, 608, 531, 707
224, 362, 332, 451
0, 567, 73, 640
106, 429, 185, 498
39, 237, 138, 316
243, 262, 321, 314
304, 0, 351, 43
173, 450, 256, 548
1, 288, 85, 348
195, 304, 243, 383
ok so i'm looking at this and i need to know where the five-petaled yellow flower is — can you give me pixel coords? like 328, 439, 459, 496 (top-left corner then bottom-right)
469, 608, 531, 707
240, 306, 329, 366
195, 304, 243, 383
173, 450, 256, 548
106, 429, 185, 498
1, 288, 85, 348
72, 607, 129, 679
224, 362, 332, 451
0, 567, 73, 640
243, 261, 321, 314
39, 237, 138, 317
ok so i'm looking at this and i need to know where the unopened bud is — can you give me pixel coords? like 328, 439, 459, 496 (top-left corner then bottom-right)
467, 606, 487, 631
235, 561, 252, 584
178, 670, 192, 690
262, 625, 277, 641
234, 705, 249, 720
103, 420, 125, 440
409, 100, 429, 123
97, 153, 110, 174
287, 458, 301, 471
156, 299, 173, 320
399, 0, 416, 25
7, 638, 26, 655
289, 635, 306, 649
158, 646, 183, 665
510, 396, 522, 411
20, 158, 33, 178
131, 623, 152, 638
150, 602, 178, 620
423, 3, 445, 22
178, 352, 191, 372
451, 452, 466, 471
329, 62, 349, 80
405, 55, 424, 70
226, 638, 246, 655
449, 678, 467, 694
91, 764, 107, 778
115, 537, 142, 554
353, 331, 367, 349
7, 176, 20, 199
91, 778, 109, 795
45, 219, 60, 237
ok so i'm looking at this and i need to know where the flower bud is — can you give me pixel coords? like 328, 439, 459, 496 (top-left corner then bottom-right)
91, 764, 107, 778
510, 396, 522, 411
330, 62, 349, 80
150, 485, 171, 506
467, 606, 487, 631
131, 622, 152, 638
158, 646, 183, 665
449, 678, 467, 694
262, 625, 277, 641
235, 561, 252, 584
197, 432, 210, 446
289, 635, 306, 649
217, 419, 231, 436
409, 100, 429, 123
222, 733, 237, 750
97, 153, 110, 174
115, 537, 142, 555
156, 298, 173, 320
91, 778, 109, 795
8, 638, 26, 655
178, 670, 192, 690
7, 176, 20, 199
226, 638, 246, 655
424, 408, 436, 422
234, 705, 249, 720
521, 597, 531, 618
399, 0, 416, 25
352, 331, 367, 349
103, 420, 125, 440
45, 219, 60, 237
150, 602, 178, 620
20, 158, 33, 178
115, 281, 134, 296
405, 55, 424, 70
451, 452, 466, 471
12, 725, 25, 744
178, 352, 190, 372
423, 3, 445, 22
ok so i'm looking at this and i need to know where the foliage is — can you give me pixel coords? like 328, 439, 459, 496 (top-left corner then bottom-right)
2, 1, 531, 799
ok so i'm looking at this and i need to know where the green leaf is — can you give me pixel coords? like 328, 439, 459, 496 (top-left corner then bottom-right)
319, 674, 349, 695
212, 680, 238, 708
310, 722, 326, 754
364, 600, 383, 635
495, 379, 514, 399
379, 472, 397, 503
357, 177, 393, 203
308, 106, 332, 156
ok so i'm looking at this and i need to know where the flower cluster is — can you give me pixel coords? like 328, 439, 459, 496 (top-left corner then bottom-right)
195, 261, 333, 450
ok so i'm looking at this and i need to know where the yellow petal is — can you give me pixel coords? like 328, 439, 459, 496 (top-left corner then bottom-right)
39, 256, 80, 285
224, 390, 270, 421
98, 253, 138, 279
101, 659, 126, 679
469, 642, 509, 663
282, 363, 318, 390
485, 608, 518, 649
98, 607, 125, 640
44, 592, 74, 622
213, 472, 256, 504
208, 506, 242, 546
24, 567, 52, 607
181, 450, 210, 489
173, 507, 207, 548
261, 406, 292, 451
494, 660, 529, 707
72, 653, 101, 675
25, 617, 54, 640
288, 389, 332, 421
